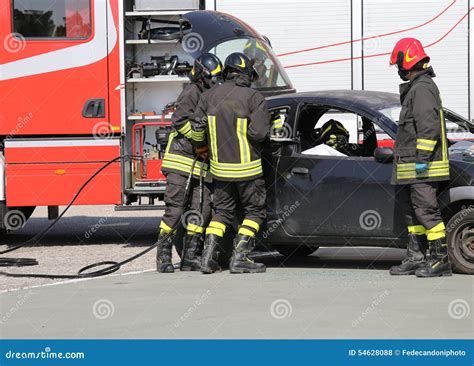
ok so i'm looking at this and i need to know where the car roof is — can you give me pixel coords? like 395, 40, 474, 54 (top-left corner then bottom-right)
267, 90, 400, 111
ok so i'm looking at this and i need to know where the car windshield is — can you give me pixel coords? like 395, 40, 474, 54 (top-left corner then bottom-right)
207, 37, 292, 91
379, 105, 474, 138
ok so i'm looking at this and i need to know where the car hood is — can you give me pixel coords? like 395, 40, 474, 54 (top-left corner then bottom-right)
449, 141, 474, 163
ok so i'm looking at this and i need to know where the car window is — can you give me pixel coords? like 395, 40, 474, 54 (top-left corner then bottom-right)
296, 105, 378, 158
209, 38, 292, 90
269, 107, 291, 138
314, 109, 359, 143
379, 105, 474, 139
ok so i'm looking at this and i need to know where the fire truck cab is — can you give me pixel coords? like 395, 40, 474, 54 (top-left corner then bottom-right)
0, 0, 294, 232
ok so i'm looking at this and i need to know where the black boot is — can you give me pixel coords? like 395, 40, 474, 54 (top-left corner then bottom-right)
229, 234, 266, 274
390, 234, 427, 275
181, 234, 203, 271
201, 234, 222, 274
156, 232, 175, 273
416, 238, 452, 277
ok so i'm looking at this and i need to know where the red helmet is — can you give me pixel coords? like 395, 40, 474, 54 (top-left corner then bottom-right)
389, 38, 430, 70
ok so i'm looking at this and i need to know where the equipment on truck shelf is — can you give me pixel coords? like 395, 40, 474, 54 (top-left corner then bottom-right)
131, 111, 157, 117
138, 19, 190, 41
127, 56, 192, 78
132, 104, 175, 181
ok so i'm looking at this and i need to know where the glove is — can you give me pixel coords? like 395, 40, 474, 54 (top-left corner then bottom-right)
195, 146, 209, 160
415, 163, 428, 174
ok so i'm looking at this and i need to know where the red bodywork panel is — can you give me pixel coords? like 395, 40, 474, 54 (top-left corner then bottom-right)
0, 0, 121, 136
6, 162, 121, 206
4, 141, 121, 206
0, 0, 123, 207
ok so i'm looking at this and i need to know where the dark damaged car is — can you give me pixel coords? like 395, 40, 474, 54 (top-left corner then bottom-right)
252, 90, 474, 274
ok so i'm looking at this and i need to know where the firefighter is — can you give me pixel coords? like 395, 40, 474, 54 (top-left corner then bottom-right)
319, 119, 351, 155
244, 39, 269, 87
389, 38, 452, 277
156, 53, 223, 273
191, 52, 271, 274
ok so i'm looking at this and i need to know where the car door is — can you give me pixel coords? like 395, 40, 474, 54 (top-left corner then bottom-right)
275, 107, 405, 240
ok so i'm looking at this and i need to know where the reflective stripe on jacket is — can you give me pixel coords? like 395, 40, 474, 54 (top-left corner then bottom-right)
191, 74, 271, 182
391, 67, 450, 185
161, 82, 208, 178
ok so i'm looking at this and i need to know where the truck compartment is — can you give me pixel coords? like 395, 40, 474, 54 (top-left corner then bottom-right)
4, 139, 121, 206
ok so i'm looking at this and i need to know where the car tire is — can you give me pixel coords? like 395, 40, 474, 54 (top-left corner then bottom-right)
275, 245, 319, 259
446, 208, 474, 274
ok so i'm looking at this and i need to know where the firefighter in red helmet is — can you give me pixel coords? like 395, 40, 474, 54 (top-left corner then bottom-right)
389, 38, 452, 277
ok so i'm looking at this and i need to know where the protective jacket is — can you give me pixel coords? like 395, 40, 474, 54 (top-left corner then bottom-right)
161, 82, 208, 178
191, 74, 271, 181
391, 67, 449, 185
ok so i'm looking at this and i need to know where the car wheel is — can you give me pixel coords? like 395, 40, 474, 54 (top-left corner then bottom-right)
275, 245, 319, 259
446, 208, 474, 274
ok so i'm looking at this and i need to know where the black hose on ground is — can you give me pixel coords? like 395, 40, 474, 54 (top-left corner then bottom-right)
0, 155, 199, 279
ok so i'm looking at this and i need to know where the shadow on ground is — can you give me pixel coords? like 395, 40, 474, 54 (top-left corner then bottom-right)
1, 215, 406, 271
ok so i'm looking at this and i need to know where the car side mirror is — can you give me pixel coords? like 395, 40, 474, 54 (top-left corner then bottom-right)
374, 147, 394, 163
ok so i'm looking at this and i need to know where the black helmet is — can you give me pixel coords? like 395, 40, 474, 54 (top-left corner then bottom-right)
223, 52, 259, 82
243, 39, 267, 61
319, 119, 349, 151
190, 53, 223, 84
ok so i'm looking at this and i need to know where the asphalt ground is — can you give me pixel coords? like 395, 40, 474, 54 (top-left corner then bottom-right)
0, 206, 472, 339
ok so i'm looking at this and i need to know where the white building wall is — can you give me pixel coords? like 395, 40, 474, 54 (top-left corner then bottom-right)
214, 0, 473, 120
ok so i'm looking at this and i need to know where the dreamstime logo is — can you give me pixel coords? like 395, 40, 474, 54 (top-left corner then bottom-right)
359, 210, 382, 231
0, 291, 34, 325
3, 210, 27, 231
446, 205, 474, 233
262, 201, 300, 239
182, 32, 204, 53
362, 34, 382, 54
352, 290, 390, 327
448, 299, 470, 320
6, 112, 34, 140
4, 33, 26, 53
92, 122, 113, 140
270, 299, 293, 319
174, 290, 211, 328
181, 210, 204, 232
92, 299, 115, 320
84, 217, 108, 239
270, 123, 293, 139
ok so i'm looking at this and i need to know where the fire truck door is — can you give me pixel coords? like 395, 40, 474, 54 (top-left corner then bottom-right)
0, 0, 116, 136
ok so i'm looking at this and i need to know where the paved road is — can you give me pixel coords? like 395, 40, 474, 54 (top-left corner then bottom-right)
0, 206, 472, 339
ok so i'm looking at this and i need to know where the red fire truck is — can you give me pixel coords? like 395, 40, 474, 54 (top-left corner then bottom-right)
0, 0, 294, 232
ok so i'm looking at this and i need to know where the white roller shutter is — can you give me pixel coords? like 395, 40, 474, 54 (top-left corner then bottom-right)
363, 0, 469, 117
215, 0, 353, 91
213, 0, 471, 120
